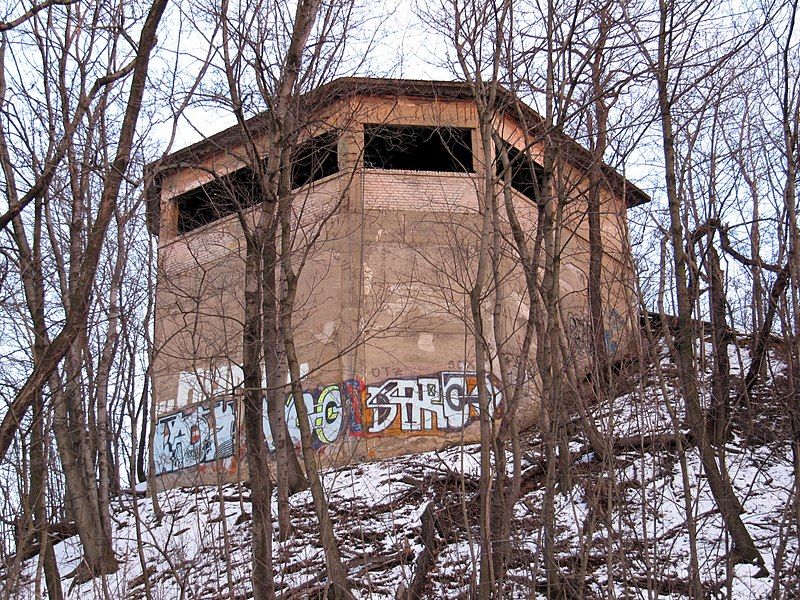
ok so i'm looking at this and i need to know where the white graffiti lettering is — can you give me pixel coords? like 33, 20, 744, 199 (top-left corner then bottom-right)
154, 366, 504, 477
153, 397, 237, 475
366, 372, 500, 433
263, 385, 345, 450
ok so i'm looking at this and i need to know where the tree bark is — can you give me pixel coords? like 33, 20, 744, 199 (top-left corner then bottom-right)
0, 0, 169, 464
707, 244, 732, 445
242, 235, 276, 600
278, 142, 353, 598
30, 394, 63, 600
262, 231, 307, 543
655, 0, 766, 571
743, 262, 790, 397
587, 5, 610, 386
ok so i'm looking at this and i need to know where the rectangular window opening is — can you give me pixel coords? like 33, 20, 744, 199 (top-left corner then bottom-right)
174, 131, 340, 236
496, 139, 544, 202
175, 167, 259, 235
364, 125, 474, 173
292, 132, 339, 189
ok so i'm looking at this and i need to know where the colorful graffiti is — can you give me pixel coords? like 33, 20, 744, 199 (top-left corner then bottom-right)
262, 384, 348, 450
343, 377, 366, 436
154, 397, 237, 475
154, 368, 502, 475
365, 372, 501, 433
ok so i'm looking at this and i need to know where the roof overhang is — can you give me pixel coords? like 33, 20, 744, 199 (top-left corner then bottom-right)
145, 77, 650, 236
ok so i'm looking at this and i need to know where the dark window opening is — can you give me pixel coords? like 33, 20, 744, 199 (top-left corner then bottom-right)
292, 132, 339, 189
174, 132, 340, 235
364, 125, 474, 172
496, 140, 544, 202
175, 167, 259, 235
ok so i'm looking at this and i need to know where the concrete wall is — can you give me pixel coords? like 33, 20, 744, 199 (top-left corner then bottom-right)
149, 94, 639, 488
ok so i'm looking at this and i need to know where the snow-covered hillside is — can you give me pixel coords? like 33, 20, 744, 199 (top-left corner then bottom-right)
8, 341, 799, 599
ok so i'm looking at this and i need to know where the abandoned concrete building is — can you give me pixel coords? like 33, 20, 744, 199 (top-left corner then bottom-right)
145, 78, 649, 486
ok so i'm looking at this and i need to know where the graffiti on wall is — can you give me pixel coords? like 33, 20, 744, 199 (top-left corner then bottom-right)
605, 309, 625, 355
262, 383, 350, 450
566, 308, 626, 358
153, 397, 237, 475
154, 368, 502, 475
343, 377, 366, 437
365, 372, 501, 433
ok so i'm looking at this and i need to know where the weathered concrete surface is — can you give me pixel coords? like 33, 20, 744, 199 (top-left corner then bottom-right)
147, 81, 643, 489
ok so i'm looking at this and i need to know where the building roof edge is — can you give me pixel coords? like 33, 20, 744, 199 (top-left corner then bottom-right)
145, 77, 650, 235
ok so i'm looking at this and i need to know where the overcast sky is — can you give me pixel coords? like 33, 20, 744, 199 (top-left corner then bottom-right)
158, 0, 456, 153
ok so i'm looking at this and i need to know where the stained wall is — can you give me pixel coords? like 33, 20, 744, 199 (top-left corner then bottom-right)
149, 92, 640, 488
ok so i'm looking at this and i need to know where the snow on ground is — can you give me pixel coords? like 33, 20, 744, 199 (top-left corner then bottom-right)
7, 339, 799, 598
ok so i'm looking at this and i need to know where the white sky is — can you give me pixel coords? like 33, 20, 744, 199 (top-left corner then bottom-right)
156, 0, 455, 154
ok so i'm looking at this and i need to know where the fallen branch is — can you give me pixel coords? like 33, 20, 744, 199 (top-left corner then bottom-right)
4, 521, 79, 565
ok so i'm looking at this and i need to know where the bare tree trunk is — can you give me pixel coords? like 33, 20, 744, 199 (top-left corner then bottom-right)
744, 262, 791, 396
646, 289, 704, 598
707, 244, 732, 445
2, 168, 64, 600
94, 210, 128, 540
242, 235, 276, 600
542, 415, 565, 599
777, 0, 800, 538
469, 115, 498, 600
655, 0, 766, 571
587, 4, 611, 385
52, 361, 118, 580
219, 1, 328, 594
2, 151, 116, 579
30, 360, 63, 600
489, 148, 519, 588
143, 235, 163, 519
749, 182, 765, 358
262, 233, 307, 542
278, 147, 353, 599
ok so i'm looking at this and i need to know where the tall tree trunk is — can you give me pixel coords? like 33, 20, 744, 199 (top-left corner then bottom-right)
51, 366, 118, 580
749, 181, 764, 359
471, 116, 497, 600
219, 1, 325, 594
28, 196, 63, 599
587, 4, 610, 385
94, 210, 127, 541
143, 235, 163, 519
262, 231, 307, 542
278, 148, 353, 599
242, 234, 276, 600
30, 394, 63, 600
778, 0, 800, 538
707, 244, 732, 445
655, 0, 766, 571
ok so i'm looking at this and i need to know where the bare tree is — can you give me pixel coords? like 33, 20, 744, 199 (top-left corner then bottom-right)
209, 0, 361, 596
622, 0, 770, 575
0, 0, 168, 581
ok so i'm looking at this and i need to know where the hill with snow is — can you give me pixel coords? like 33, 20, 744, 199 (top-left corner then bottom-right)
7, 339, 798, 599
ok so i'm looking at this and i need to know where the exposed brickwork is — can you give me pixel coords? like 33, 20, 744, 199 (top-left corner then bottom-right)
362, 170, 478, 213
148, 87, 642, 489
